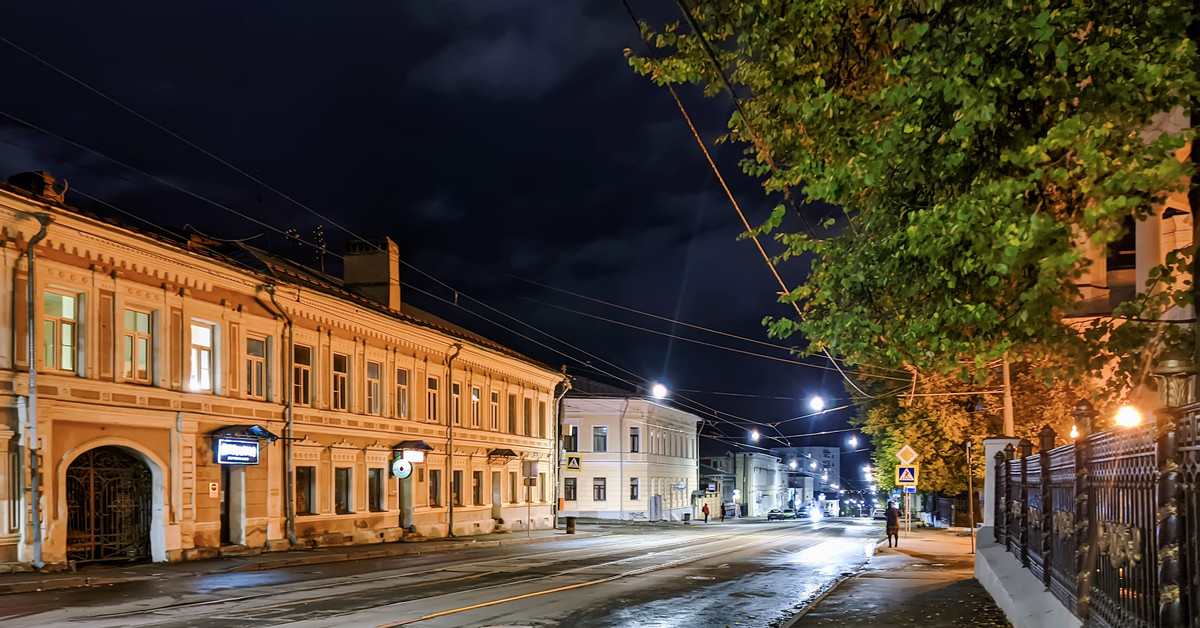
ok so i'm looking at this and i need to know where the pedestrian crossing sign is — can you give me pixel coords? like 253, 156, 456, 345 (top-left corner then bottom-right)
895, 464, 919, 485
566, 455, 581, 471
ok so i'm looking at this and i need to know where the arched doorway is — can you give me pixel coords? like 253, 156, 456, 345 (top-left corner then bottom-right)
65, 446, 152, 563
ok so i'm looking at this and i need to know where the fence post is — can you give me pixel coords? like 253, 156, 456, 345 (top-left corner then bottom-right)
1074, 432, 1092, 621
1005, 443, 1016, 550
1019, 438, 1033, 568
1039, 425, 1055, 590
1155, 409, 1184, 627
994, 450, 1006, 545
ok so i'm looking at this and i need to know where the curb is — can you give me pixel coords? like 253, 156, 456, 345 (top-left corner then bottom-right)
0, 531, 603, 595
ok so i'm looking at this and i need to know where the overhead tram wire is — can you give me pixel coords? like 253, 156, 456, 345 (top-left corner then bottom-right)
620, 0, 876, 399
1, 35, 897, 435
505, 292, 912, 381
6, 21, 912, 390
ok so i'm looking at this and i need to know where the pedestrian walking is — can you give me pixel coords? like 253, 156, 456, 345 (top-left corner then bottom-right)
720, 504, 726, 522
885, 501, 901, 547
702, 503, 710, 523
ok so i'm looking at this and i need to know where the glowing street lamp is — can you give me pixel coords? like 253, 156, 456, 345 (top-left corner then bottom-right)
848, 435, 858, 448
1070, 425, 1079, 440
750, 430, 760, 442
809, 395, 826, 412
1115, 406, 1142, 427
789, 460, 797, 470
651, 382, 669, 399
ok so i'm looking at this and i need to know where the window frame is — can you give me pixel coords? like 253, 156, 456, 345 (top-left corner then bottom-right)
426, 376, 439, 422
122, 308, 153, 384
296, 465, 316, 516
472, 470, 484, 505
564, 477, 577, 501
429, 469, 442, 507
451, 382, 461, 426
42, 291, 78, 373
452, 470, 463, 507
368, 467, 384, 512
293, 344, 313, 406
630, 427, 640, 453
245, 335, 267, 400
332, 353, 350, 411
593, 426, 608, 453
334, 467, 353, 514
471, 386, 481, 428
593, 477, 607, 501
188, 321, 215, 393
490, 391, 500, 430
630, 477, 640, 501
366, 361, 381, 415
395, 367, 409, 418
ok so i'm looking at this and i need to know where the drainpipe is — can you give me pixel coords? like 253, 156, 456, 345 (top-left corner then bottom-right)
552, 371, 570, 528
259, 285, 297, 547
617, 398, 630, 521
23, 213, 50, 568
444, 343, 462, 537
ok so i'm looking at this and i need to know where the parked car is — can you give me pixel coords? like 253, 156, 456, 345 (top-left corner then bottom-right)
873, 507, 887, 520
767, 509, 786, 520
780, 509, 797, 519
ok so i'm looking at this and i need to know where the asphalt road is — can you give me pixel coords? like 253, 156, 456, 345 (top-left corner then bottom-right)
1, 517, 882, 628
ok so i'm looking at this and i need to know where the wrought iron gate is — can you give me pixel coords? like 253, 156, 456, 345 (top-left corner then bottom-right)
65, 446, 152, 563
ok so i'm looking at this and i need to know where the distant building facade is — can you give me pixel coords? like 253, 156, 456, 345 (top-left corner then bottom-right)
0, 174, 563, 567
560, 395, 700, 521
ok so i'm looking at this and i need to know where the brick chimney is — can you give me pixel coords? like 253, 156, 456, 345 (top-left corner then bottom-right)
343, 237, 401, 310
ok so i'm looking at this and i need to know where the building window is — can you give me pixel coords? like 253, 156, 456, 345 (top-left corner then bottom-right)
523, 398, 532, 436
293, 345, 312, 405
123, 309, 152, 383
563, 425, 578, 452
366, 361, 381, 414
564, 477, 577, 501
471, 386, 481, 428
593, 426, 608, 453
630, 477, 640, 500
8, 453, 21, 533
539, 472, 547, 502
335, 467, 352, 514
42, 292, 77, 372
452, 383, 461, 426
509, 472, 519, 503
472, 470, 483, 505
490, 391, 500, 430
368, 468, 384, 512
593, 477, 607, 501
245, 336, 266, 399
296, 466, 316, 515
539, 402, 547, 439
427, 377, 439, 422
630, 427, 640, 453
396, 368, 409, 417
429, 469, 442, 507
452, 470, 463, 507
508, 394, 517, 433
189, 322, 214, 392
332, 353, 349, 411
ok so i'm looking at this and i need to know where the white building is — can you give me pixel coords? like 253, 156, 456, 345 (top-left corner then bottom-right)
560, 395, 700, 521
732, 452, 788, 517
771, 446, 842, 494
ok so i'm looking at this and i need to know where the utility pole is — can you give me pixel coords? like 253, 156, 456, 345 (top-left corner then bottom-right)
1001, 359, 1015, 437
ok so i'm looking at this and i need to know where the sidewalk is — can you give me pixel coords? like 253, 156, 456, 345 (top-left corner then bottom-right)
0, 525, 604, 596
787, 527, 1011, 627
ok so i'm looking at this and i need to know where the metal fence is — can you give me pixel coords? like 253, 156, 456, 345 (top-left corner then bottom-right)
994, 403, 1200, 628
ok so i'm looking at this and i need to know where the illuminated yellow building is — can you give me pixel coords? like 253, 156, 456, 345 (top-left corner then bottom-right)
0, 172, 564, 567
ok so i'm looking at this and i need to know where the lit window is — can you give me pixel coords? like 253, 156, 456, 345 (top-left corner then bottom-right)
123, 309, 152, 383
189, 323, 214, 392
42, 292, 77, 372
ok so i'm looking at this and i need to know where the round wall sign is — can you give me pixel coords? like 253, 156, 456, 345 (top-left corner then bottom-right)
391, 458, 413, 479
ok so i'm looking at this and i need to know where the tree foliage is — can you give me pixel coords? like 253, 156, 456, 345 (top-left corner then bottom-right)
630, 1, 1197, 385
857, 362, 1089, 494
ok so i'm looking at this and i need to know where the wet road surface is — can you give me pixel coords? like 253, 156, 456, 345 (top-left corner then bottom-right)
1, 517, 882, 628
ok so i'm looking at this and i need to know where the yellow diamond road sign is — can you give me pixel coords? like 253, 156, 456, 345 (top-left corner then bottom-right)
895, 464, 919, 485
896, 444, 919, 465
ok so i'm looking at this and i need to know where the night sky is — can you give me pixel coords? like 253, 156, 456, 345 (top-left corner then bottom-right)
0, 1, 869, 483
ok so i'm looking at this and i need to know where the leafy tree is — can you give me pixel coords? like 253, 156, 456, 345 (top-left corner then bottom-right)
857, 362, 1090, 494
629, 1, 1197, 385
